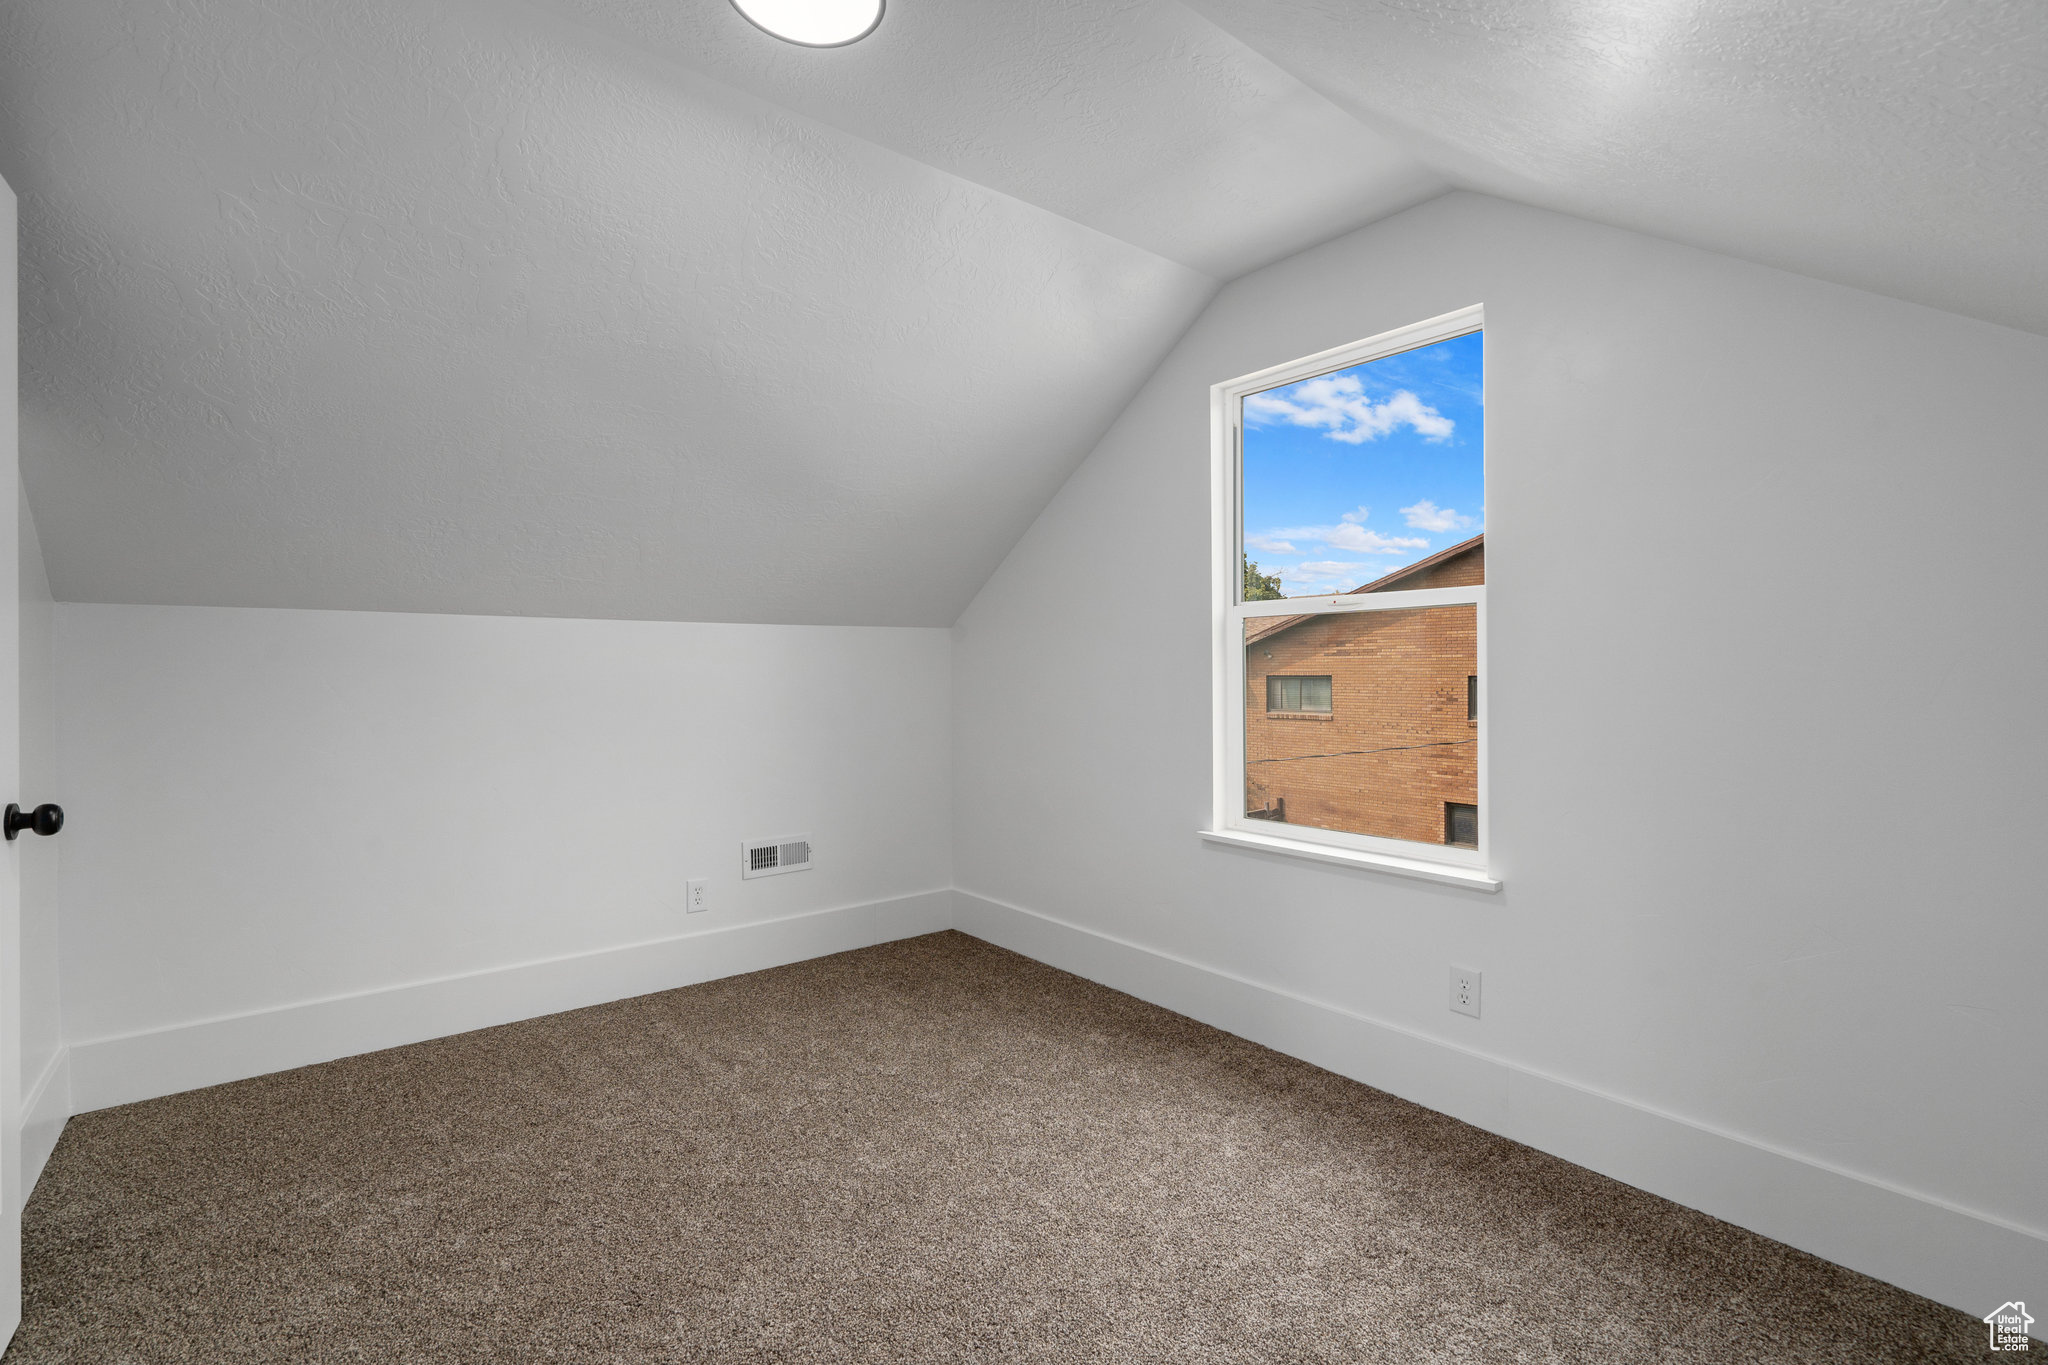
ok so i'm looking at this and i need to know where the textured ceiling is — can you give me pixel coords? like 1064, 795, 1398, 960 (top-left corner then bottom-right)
0, 0, 2039, 624
534, 0, 1445, 279
1183, 0, 2048, 336
0, 0, 1234, 625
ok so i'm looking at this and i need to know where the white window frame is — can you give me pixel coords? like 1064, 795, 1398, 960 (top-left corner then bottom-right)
1205, 304, 1497, 892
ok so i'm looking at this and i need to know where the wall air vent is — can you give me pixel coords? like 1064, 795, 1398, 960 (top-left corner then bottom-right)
741, 834, 813, 879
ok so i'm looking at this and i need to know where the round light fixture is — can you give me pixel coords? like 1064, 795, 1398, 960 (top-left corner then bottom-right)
730, 0, 883, 47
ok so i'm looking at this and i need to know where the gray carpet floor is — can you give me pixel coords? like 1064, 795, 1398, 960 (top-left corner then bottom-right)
6, 931, 2003, 1362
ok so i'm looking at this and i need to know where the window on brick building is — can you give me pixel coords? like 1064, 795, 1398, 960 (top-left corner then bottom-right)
1266, 676, 1332, 713
1210, 306, 1492, 886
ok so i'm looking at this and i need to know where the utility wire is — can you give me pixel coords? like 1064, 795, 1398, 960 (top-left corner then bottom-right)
1247, 738, 1475, 764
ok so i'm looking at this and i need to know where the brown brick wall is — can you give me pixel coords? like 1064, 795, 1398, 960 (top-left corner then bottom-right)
1382, 543, 1484, 592
1243, 564, 1479, 845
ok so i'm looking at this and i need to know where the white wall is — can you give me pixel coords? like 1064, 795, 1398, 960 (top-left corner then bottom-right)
57, 606, 952, 1106
0, 169, 18, 1346
951, 191, 2048, 1316
16, 487, 62, 1190
24, 185, 2045, 1325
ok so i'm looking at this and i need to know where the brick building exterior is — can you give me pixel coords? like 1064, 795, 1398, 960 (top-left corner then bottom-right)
1244, 535, 1482, 845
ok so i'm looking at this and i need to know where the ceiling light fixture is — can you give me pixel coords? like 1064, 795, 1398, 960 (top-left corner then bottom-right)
729, 0, 883, 47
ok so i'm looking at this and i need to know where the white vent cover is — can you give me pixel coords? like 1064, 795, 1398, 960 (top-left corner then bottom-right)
741, 834, 813, 879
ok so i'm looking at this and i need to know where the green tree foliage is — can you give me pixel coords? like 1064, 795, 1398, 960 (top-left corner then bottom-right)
1242, 555, 1283, 601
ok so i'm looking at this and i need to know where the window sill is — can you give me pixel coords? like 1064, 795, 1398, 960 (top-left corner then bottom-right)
1198, 828, 1502, 892
1263, 711, 1334, 722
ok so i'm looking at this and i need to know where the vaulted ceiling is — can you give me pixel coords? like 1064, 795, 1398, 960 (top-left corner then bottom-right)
1, 0, 2039, 625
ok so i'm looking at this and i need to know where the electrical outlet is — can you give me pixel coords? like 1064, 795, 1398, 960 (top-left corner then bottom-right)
1449, 966, 1481, 1018
685, 879, 709, 914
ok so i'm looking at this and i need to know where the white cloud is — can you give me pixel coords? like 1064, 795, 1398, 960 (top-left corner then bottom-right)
1253, 515, 1433, 556
1282, 561, 1370, 592
1263, 520, 1430, 555
1399, 499, 1475, 533
1340, 506, 1369, 524
1244, 374, 1454, 444
1322, 523, 1430, 554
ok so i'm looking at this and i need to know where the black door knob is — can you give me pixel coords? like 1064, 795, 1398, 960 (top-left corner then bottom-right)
4, 803, 62, 840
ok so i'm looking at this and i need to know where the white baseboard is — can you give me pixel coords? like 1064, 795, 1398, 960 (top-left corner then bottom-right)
50, 883, 2046, 1324
69, 890, 954, 1115
952, 888, 2047, 1323
20, 1048, 70, 1200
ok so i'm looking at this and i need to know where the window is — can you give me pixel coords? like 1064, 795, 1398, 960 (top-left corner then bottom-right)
1210, 306, 1490, 883
1266, 675, 1332, 713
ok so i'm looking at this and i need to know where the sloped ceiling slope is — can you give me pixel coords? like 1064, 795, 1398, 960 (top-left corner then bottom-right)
0, 0, 1443, 625
1184, 0, 2048, 337
1, 0, 2039, 625
533, 0, 1445, 279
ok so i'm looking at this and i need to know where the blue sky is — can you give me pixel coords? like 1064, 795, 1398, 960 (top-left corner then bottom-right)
1241, 330, 1482, 598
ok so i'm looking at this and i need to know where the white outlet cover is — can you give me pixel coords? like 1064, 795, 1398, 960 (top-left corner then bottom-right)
1449, 966, 1482, 1019
686, 879, 709, 914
